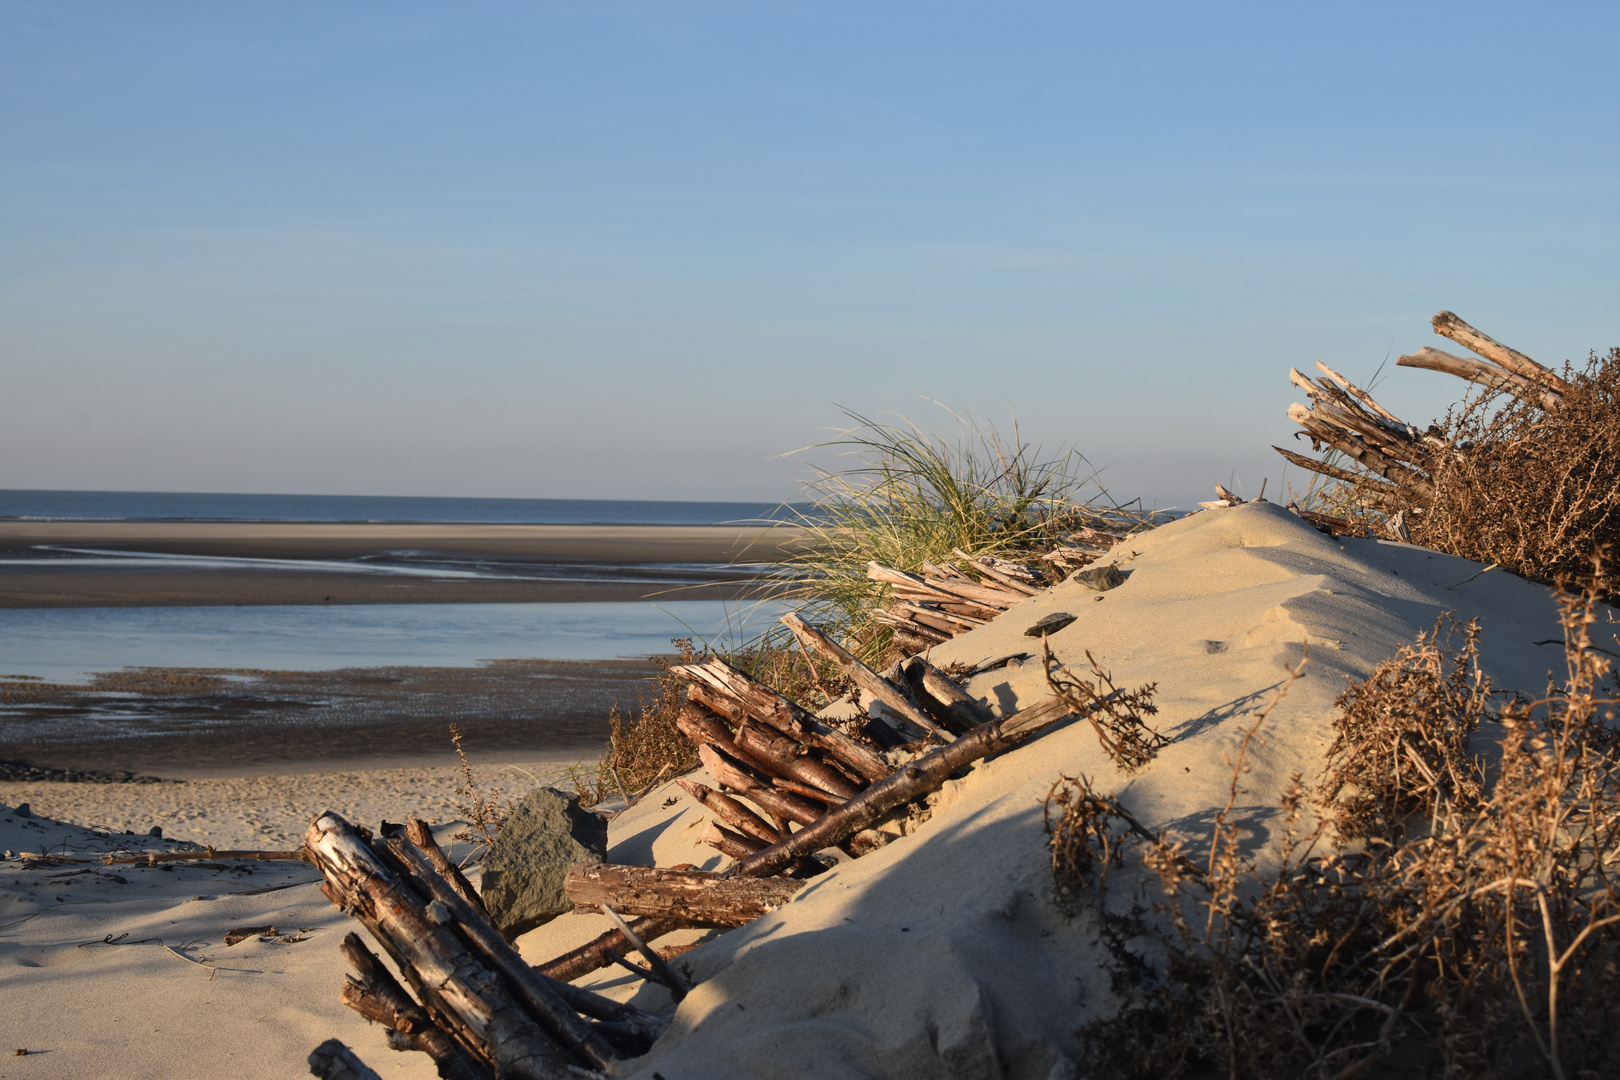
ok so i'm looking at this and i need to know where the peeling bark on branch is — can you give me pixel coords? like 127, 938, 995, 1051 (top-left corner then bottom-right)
565, 864, 802, 926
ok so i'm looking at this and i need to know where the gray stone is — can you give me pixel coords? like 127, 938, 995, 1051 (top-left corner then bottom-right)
1074, 563, 1125, 591
14, 803, 30, 818
479, 787, 608, 939
1024, 612, 1077, 637
148, 825, 163, 838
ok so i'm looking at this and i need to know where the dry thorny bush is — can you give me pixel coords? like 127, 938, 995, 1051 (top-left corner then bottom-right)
1042, 638, 1168, 772
1319, 617, 1491, 845
1340, 346, 1620, 596
1050, 566, 1620, 1079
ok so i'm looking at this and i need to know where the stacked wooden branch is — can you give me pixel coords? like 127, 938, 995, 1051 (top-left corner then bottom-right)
864, 537, 1127, 655
306, 610, 1085, 1073
1275, 311, 1569, 535
305, 813, 668, 1080
528, 612, 1070, 985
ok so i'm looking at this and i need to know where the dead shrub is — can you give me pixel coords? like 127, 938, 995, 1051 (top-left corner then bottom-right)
573, 639, 705, 807
1061, 571, 1620, 1079
1043, 640, 1167, 772
1351, 346, 1620, 593
1320, 616, 1491, 844
1043, 776, 1133, 911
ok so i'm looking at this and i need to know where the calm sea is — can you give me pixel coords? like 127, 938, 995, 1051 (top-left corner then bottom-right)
0, 489, 803, 526
0, 490, 804, 682
0, 600, 788, 685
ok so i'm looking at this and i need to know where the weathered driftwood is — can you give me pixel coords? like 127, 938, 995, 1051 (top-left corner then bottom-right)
676, 691, 862, 804
308, 1038, 384, 1080
1396, 347, 1557, 409
899, 656, 994, 735
733, 720, 862, 800
103, 847, 307, 865
535, 918, 684, 984
732, 695, 1076, 878
305, 812, 605, 1080
375, 834, 639, 1066
599, 905, 692, 999
339, 932, 489, 1080
1429, 310, 1570, 395
1281, 312, 1566, 514
565, 864, 803, 927
862, 558, 1038, 653
674, 660, 890, 782
780, 612, 951, 742
676, 779, 781, 844
405, 816, 490, 925
695, 746, 828, 825
703, 821, 768, 859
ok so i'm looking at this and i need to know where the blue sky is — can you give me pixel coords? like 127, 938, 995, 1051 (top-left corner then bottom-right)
2, 2, 1616, 509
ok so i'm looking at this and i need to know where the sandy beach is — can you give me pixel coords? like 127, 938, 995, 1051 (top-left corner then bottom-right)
5, 503, 1613, 1077
0, 522, 801, 607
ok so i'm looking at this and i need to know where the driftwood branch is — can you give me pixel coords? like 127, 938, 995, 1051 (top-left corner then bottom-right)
535, 918, 684, 984
305, 812, 605, 1080
780, 612, 952, 741
676, 779, 781, 844
1430, 310, 1570, 394
565, 864, 802, 927
404, 817, 490, 925
374, 834, 636, 1066
1281, 312, 1564, 521
1396, 346, 1559, 409
731, 695, 1076, 878
672, 660, 891, 783
899, 656, 993, 734
950, 548, 1041, 595
599, 905, 691, 999
339, 933, 489, 1080
103, 848, 307, 865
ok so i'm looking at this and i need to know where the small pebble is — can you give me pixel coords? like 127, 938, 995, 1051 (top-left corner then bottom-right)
1024, 612, 1078, 637
148, 826, 163, 838
14, 803, 30, 818
1075, 563, 1125, 591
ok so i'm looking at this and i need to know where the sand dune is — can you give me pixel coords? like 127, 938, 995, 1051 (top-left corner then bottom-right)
3, 503, 1611, 1078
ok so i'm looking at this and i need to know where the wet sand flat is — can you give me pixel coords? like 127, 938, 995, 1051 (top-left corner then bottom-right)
0, 659, 660, 778
0, 521, 802, 607
0, 521, 801, 562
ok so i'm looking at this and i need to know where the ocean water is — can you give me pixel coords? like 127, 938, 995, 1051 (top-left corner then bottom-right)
0, 600, 789, 684
0, 489, 805, 525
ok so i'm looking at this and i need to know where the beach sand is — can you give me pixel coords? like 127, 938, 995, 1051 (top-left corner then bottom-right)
4, 503, 1615, 1078
0, 522, 801, 607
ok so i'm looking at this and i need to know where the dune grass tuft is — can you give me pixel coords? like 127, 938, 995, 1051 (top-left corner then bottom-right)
782, 404, 1145, 663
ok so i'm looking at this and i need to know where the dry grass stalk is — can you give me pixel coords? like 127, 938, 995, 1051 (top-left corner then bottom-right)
447, 723, 512, 855
1058, 570, 1620, 1078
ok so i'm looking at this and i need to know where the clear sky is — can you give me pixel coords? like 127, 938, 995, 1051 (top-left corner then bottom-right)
3, 2, 1616, 510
